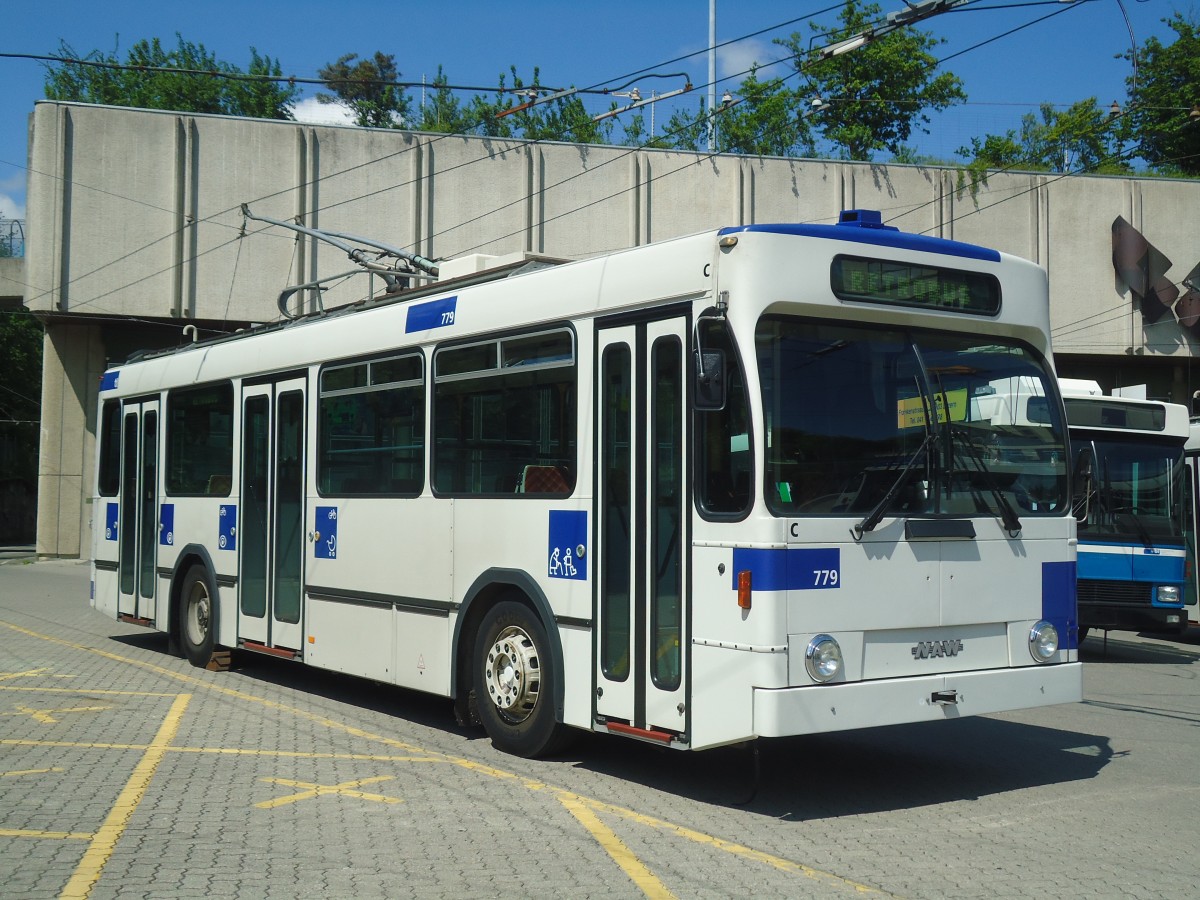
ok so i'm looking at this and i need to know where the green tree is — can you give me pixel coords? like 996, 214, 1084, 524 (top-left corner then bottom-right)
1122, 12, 1200, 176
0, 309, 43, 508
957, 100, 1125, 174
662, 70, 815, 157
658, 1, 963, 161
317, 52, 410, 128
43, 36, 298, 119
462, 68, 613, 144
414, 66, 475, 133
788, 0, 966, 161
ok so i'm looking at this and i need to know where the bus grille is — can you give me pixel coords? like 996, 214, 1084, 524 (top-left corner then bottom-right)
1076, 580, 1152, 605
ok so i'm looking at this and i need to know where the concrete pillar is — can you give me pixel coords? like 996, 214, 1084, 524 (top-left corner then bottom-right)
36, 320, 105, 558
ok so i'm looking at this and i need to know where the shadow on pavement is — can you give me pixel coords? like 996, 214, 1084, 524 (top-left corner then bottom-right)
107, 630, 1109, 818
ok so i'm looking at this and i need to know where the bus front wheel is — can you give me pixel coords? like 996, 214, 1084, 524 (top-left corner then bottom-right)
180, 566, 217, 669
473, 599, 565, 758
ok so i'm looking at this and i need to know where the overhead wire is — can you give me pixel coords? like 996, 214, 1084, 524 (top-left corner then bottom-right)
5, 0, 1158, 330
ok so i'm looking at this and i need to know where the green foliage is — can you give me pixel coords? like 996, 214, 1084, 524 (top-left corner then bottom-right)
788, 1, 966, 161
657, 1, 963, 161
954, 100, 1128, 199
414, 66, 474, 133
43, 36, 298, 119
317, 52, 410, 129
1123, 12, 1200, 176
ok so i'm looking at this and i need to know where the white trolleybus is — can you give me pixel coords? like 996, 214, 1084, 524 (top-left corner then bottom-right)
91, 208, 1081, 758
1058, 380, 1190, 639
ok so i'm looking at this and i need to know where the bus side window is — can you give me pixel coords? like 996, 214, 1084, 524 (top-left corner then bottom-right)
166, 382, 234, 497
697, 322, 751, 517
97, 400, 121, 496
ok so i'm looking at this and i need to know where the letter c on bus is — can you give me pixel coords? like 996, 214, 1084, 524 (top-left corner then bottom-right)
703, 263, 711, 277
790, 522, 800, 538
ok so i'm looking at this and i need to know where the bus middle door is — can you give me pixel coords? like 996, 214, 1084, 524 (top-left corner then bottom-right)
595, 314, 689, 743
238, 377, 307, 654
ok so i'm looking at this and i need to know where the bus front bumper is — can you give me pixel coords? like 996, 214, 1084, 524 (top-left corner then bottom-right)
753, 663, 1082, 737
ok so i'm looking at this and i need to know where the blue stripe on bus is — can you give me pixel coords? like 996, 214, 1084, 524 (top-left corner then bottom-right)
730, 547, 841, 591
717, 223, 1002, 262
406, 295, 457, 333
1077, 544, 1186, 584
1042, 560, 1078, 651
99, 370, 119, 392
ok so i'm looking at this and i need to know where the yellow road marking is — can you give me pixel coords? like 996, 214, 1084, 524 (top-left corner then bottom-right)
58, 693, 190, 900
558, 792, 677, 899
256, 775, 403, 809
2, 618, 891, 897
1, 827, 92, 841
6, 704, 110, 724
0, 672, 68, 681
585, 796, 884, 893
3, 767, 64, 777
2, 738, 446, 762
0, 686, 176, 696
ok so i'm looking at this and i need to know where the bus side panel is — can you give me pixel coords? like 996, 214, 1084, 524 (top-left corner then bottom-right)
304, 497, 454, 694
689, 643, 787, 751
92, 497, 120, 618
451, 498, 593, 725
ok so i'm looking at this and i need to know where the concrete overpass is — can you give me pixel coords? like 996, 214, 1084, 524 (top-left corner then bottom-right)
23, 100, 1200, 557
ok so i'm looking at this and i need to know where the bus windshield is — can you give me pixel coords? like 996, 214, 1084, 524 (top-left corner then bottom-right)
756, 318, 1067, 521
1071, 436, 1184, 541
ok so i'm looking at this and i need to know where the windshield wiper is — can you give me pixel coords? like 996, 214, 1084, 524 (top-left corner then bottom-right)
951, 427, 1022, 537
1108, 506, 1154, 548
852, 430, 937, 541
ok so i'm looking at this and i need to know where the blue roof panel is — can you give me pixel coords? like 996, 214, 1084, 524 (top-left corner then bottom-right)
718, 222, 1002, 263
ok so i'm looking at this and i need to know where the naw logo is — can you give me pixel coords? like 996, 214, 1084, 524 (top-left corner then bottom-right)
1111, 217, 1200, 333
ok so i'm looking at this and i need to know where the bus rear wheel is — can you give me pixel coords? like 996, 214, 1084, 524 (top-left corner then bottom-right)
473, 599, 565, 758
180, 566, 217, 669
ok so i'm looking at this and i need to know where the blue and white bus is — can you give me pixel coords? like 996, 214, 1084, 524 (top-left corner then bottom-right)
91, 209, 1081, 757
1060, 380, 1189, 639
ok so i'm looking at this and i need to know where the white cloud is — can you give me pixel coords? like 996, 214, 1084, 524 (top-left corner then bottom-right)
292, 96, 356, 127
0, 171, 25, 219
719, 38, 787, 84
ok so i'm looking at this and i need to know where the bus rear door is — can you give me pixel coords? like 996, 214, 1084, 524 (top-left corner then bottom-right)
117, 398, 160, 623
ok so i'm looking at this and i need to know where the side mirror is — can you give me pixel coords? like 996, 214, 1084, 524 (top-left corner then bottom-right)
694, 349, 726, 411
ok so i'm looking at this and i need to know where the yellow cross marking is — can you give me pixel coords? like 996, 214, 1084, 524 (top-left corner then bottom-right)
0, 667, 73, 682
3, 767, 64, 777
5, 704, 111, 724
256, 775, 403, 809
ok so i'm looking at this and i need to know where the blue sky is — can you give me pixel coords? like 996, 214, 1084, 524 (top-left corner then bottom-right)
0, 0, 1186, 221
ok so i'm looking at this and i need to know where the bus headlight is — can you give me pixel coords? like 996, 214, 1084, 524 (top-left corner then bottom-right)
1156, 585, 1181, 605
1028, 621, 1059, 663
805, 634, 843, 682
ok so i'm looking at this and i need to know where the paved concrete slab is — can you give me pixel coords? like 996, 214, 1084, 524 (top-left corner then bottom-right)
2, 559, 1199, 898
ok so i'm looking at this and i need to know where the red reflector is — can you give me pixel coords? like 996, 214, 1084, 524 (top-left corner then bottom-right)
605, 721, 674, 743
737, 570, 752, 609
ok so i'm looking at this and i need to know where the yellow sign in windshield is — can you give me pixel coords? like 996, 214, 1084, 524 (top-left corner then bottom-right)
897, 388, 968, 429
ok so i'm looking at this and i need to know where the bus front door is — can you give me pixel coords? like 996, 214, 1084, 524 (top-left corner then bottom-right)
117, 398, 160, 623
595, 316, 689, 742
238, 377, 307, 654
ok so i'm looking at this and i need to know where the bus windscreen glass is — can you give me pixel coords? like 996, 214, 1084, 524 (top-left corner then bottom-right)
756, 319, 1067, 519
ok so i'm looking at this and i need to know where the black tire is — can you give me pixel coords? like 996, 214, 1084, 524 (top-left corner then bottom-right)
180, 566, 217, 668
473, 599, 567, 758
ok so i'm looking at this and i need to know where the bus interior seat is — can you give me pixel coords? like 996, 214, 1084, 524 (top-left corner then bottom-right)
519, 465, 570, 494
